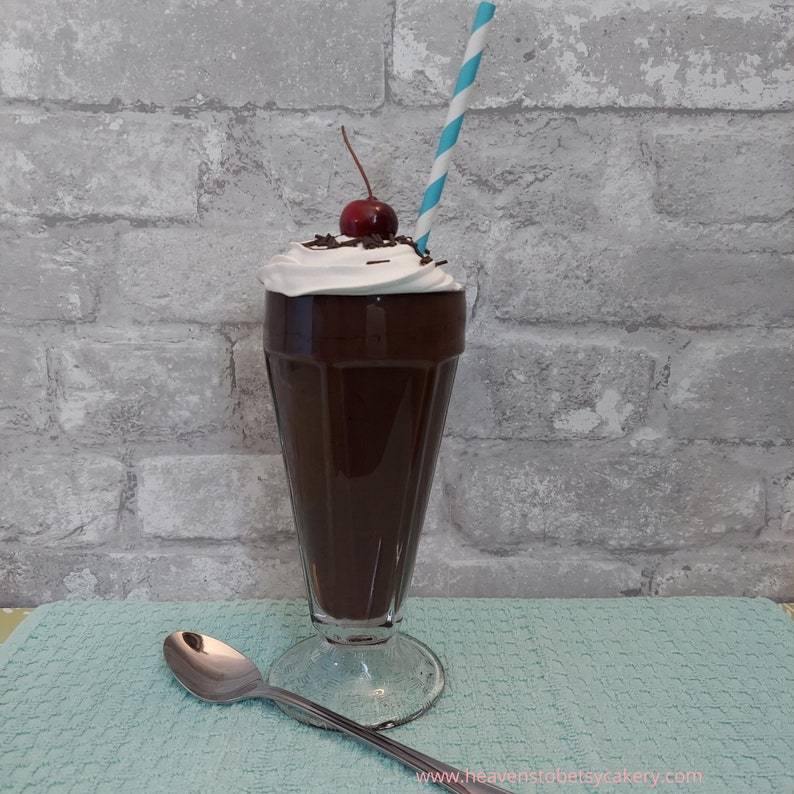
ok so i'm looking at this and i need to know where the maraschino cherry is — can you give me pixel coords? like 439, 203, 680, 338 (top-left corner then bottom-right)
339, 126, 398, 238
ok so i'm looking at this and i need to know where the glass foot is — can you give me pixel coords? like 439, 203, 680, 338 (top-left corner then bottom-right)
267, 632, 445, 730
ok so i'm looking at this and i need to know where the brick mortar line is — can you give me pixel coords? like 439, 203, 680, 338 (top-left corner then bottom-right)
4, 215, 790, 241
383, 0, 398, 107
399, 102, 794, 118
439, 533, 782, 560
0, 213, 199, 229
1, 437, 791, 455
0, 442, 281, 458
478, 319, 794, 335
0, 541, 299, 556
3, 530, 794, 552
0, 97, 383, 118
3, 319, 793, 337
443, 435, 794, 449
1, 96, 793, 118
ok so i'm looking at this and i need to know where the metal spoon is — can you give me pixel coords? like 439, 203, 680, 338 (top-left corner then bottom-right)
163, 631, 510, 794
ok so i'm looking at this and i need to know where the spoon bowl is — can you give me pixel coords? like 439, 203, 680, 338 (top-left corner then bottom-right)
163, 631, 263, 703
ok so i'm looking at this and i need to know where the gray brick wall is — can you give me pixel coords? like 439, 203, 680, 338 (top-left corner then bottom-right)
1, 0, 792, 603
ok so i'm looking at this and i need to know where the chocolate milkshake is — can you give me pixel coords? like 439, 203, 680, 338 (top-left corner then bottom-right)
259, 128, 464, 729
261, 232, 464, 727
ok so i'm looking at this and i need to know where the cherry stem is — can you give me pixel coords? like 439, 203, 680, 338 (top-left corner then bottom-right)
341, 125, 374, 198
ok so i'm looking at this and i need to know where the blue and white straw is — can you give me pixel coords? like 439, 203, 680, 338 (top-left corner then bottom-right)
414, 1, 496, 254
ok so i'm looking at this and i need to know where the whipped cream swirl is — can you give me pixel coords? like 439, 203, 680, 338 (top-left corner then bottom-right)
259, 236, 461, 297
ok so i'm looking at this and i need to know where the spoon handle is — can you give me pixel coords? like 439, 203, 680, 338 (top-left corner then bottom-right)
262, 685, 511, 794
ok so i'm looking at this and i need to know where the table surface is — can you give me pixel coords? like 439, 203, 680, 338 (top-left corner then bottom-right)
1, 597, 794, 793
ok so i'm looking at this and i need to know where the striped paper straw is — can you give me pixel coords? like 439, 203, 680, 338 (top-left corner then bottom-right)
414, 1, 496, 254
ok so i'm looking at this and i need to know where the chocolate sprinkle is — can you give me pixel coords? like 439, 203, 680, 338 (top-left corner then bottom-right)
302, 232, 443, 266
365, 259, 390, 265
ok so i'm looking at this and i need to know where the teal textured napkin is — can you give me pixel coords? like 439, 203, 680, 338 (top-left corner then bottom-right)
1, 597, 793, 793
